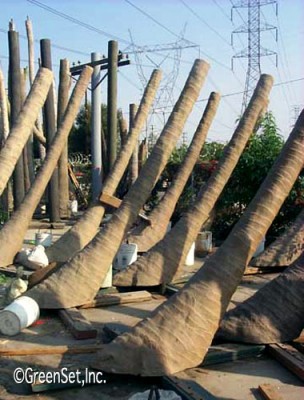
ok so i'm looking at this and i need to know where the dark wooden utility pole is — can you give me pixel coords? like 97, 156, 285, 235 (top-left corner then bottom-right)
8, 27, 25, 210
107, 40, 118, 170
57, 59, 71, 218
40, 39, 60, 222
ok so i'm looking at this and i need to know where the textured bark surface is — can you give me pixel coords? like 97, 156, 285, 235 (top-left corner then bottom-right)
27, 60, 209, 309
114, 75, 273, 287
129, 103, 139, 184
218, 252, 304, 343
90, 107, 304, 377
251, 207, 304, 267
0, 67, 92, 268
0, 68, 53, 197
127, 92, 220, 252
57, 59, 71, 219
0, 68, 9, 144
45, 70, 162, 263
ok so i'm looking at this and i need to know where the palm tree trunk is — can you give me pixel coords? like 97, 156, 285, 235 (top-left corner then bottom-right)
114, 74, 273, 287
0, 67, 10, 212
25, 17, 46, 161
0, 67, 92, 268
57, 59, 71, 219
251, 208, 304, 266
0, 68, 53, 197
127, 92, 220, 252
44, 69, 162, 263
129, 103, 139, 184
217, 251, 304, 344
90, 106, 304, 377
138, 138, 148, 171
27, 59, 210, 309
119, 116, 128, 147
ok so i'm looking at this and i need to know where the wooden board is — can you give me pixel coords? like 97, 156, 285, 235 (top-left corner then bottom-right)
259, 383, 284, 400
58, 308, 97, 340
202, 343, 265, 366
78, 290, 152, 309
268, 343, 304, 381
0, 344, 102, 356
99, 192, 122, 208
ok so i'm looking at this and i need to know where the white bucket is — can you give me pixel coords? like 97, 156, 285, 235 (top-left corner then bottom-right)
71, 200, 78, 214
35, 232, 53, 247
253, 237, 266, 257
195, 231, 212, 256
185, 242, 195, 266
101, 265, 112, 288
113, 243, 138, 270
0, 296, 40, 336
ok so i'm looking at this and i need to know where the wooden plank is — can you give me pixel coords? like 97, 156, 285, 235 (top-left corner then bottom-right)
244, 266, 286, 275
58, 308, 97, 340
268, 343, 304, 381
78, 290, 152, 309
202, 344, 265, 366
0, 344, 102, 356
163, 376, 216, 400
259, 383, 284, 400
99, 192, 122, 208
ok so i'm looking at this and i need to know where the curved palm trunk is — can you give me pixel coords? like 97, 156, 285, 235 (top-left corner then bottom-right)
0, 66, 92, 267
45, 70, 162, 263
114, 75, 273, 287
217, 251, 304, 344
251, 208, 304, 266
27, 60, 210, 309
0, 68, 53, 197
127, 92, 220, 252
90, 106, 304, 377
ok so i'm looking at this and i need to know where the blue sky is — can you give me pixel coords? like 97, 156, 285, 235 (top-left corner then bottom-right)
0, 0, 303, 143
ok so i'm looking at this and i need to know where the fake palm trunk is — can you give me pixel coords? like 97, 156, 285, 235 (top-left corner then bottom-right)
251, 208, 304, 267
27, 59, 210, 309
0, 68, 53, 197
127, 92, 220, 252
90, 107, 304, 377
217, 251, 304, 343
114, 74, 273, 287
45, 69, 162, 263
0, 66, 92, 268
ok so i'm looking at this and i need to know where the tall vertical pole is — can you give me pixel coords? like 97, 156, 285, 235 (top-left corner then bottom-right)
107, 40, 118, 170
57, 59, 71, 218
91, 52, 103, 200
129, 103, 138, 184
8, 28, 25, 210
40, 39, 60, 222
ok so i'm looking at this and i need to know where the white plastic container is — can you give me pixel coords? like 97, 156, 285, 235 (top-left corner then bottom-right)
35, 232, 53, 247
71, 200, 78, 214
185, 242, 195, 266
113, 243, 138, 270
101, 265, 112, 288
0, 296, 40, 336
253, 237, 266, 257
195, 231, 212, 256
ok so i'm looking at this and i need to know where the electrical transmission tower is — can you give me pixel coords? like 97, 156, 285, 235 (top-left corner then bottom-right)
125, 27, 199, 138
231, 0, 278, 111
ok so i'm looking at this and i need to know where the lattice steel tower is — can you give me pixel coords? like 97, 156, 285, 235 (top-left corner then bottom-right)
231, 0, 278, 110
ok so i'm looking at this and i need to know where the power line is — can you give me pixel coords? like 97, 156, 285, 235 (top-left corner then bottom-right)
27, 0, 131, 45
180, 0, 232, 47
196, 77, 304, 102
0, 27, 90, 57
124, 0, 182, 40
